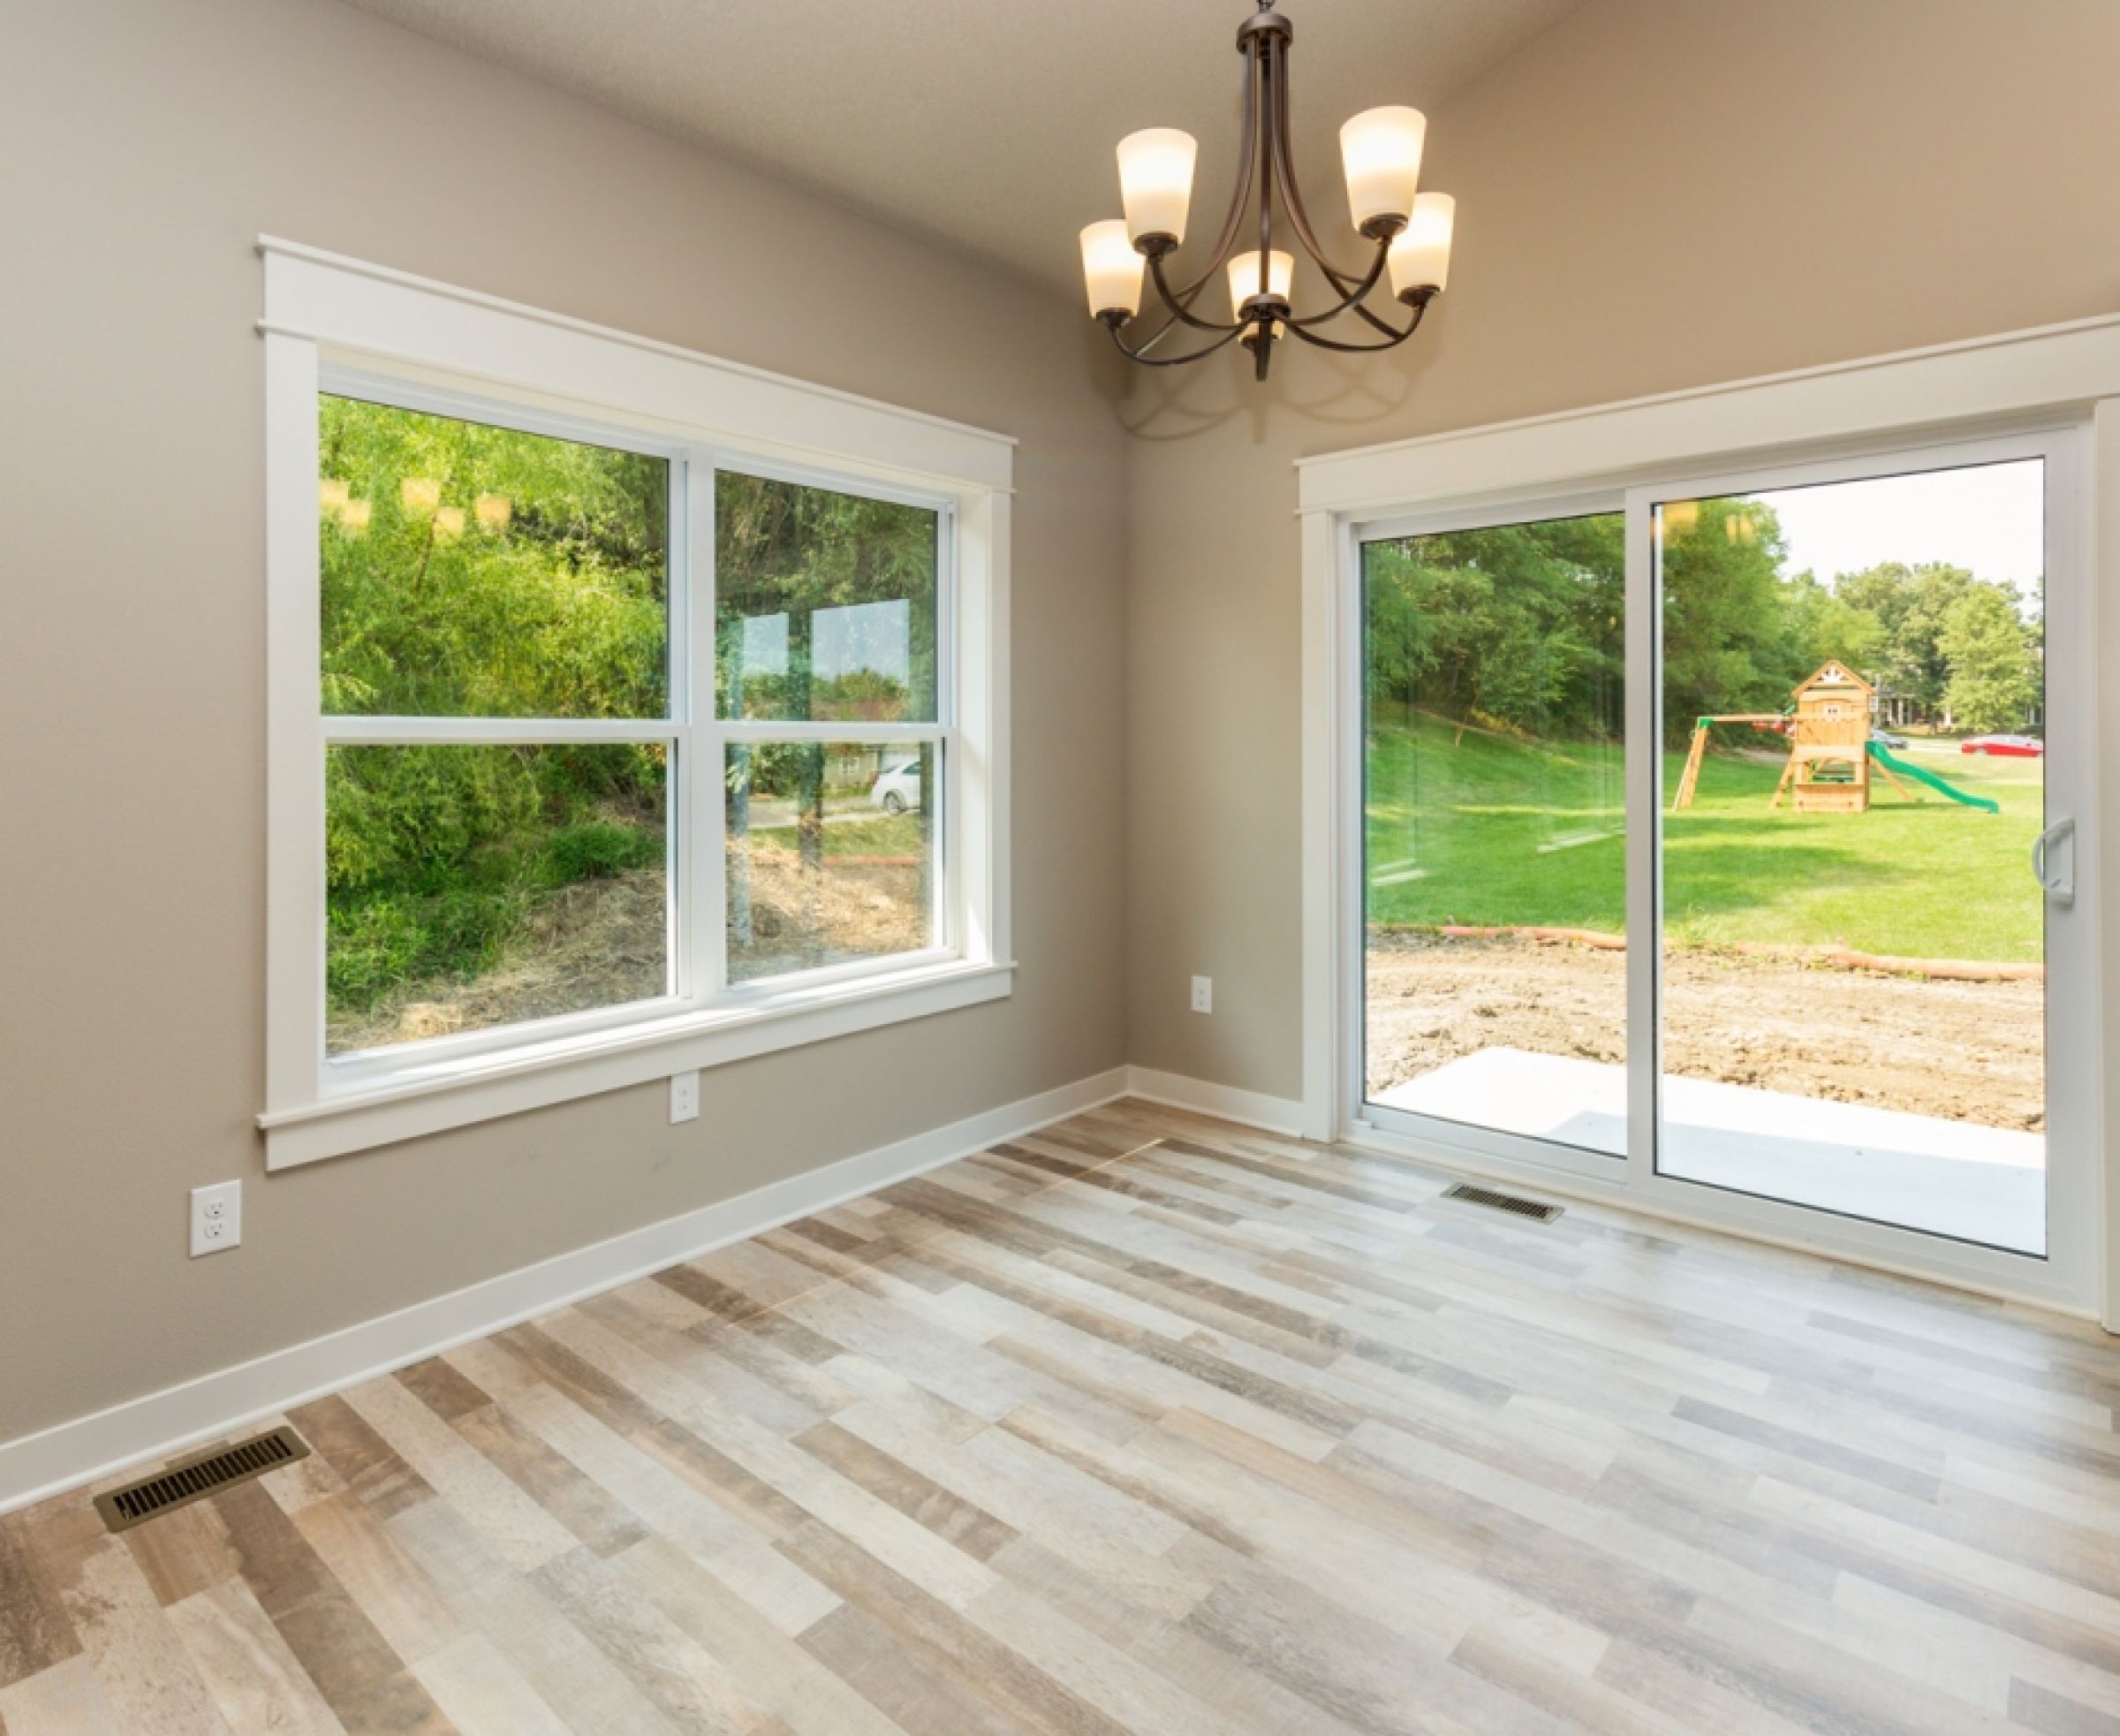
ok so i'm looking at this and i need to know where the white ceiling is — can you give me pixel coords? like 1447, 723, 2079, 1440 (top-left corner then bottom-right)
343, 0, 1582, 299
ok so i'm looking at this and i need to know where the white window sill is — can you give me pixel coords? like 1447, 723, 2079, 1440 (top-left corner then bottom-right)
258, 958, 1014, 1170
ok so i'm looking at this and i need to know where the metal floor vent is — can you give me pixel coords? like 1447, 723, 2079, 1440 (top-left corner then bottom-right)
1440, 1181, 1564, 1224
95, 1427, 309, 1533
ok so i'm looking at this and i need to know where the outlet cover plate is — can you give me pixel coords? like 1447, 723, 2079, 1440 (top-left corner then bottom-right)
670, 1071, 700, 1124
190, 1181, 242, 1258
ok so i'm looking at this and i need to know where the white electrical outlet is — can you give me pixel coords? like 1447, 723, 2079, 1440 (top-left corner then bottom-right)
670, 1070, 700, 1124
1191, 974, 1213, 1014
189, 1181, 241, 1257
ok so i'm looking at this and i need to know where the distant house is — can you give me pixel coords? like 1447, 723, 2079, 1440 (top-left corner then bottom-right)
1870, 680, 1923, 729
1866, 672, 2043, 734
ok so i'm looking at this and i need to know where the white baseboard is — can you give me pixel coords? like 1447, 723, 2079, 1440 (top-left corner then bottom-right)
1124, 1065, 1307, 1138
0, 1066, 1129, 1517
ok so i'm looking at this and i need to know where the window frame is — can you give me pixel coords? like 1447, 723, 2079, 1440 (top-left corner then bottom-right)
1298, 315, 2120, 1319
260, 239, 1014, 1169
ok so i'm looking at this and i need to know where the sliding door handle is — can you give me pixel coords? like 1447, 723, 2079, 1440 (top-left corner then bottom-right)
2033, 816, 2075, 904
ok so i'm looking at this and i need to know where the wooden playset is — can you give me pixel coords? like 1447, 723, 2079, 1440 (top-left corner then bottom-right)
1776, 660, 1882, 812
1672, 660, 1995, 815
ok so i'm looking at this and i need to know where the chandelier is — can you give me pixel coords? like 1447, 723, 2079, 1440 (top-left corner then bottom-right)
1079, 0, 1455, 382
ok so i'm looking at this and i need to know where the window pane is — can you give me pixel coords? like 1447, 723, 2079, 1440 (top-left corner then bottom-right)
326, 743, 670, 1054
320, 396, 670, 718
725, 742, 936, 982
716, 472, 939, 723
1360, 512, 1628, 1159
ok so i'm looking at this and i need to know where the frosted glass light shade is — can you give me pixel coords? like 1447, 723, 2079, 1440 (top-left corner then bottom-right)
1080, 220, 1145, 318
1388, 193, 1455, 297
1339, 106, 1426, 231
1117, 128, 1198, 246
1226, 249, 1294, 318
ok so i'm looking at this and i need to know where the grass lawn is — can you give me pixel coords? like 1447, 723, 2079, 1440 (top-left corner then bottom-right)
1365, 711, 2043, 962
745, 812, 927, 859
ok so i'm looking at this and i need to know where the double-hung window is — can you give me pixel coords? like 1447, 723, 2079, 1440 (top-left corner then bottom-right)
260, 242, 1012, 1167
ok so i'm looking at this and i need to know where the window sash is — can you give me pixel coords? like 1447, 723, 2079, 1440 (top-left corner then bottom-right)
716, 720, 951, 743
707, 463, 956, 732
322, 717, 681, 744
320, 374, 686, 730
312, 403, 964, 1076
321, 731, 689, 1075
719, 732, 952, 984
317, 725, 960, 1077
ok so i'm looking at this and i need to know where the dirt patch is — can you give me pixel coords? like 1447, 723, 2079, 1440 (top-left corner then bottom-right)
1366, 929, 2043, 1133
728, 845, 927, 979
330, 850, 925, 1051
329, 869, 670, 1053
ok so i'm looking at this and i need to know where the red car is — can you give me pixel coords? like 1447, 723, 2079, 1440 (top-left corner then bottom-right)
1960, 733, 2044, 757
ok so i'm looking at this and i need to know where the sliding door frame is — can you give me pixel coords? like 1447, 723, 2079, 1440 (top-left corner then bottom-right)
1299, 315, 2120, 1320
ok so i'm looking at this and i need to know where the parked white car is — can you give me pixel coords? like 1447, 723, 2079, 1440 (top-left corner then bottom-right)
869, 758, 924, 814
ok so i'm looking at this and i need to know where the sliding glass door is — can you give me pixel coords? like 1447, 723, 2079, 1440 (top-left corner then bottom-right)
1653, 459, 2049, 1254
1356, 428, 2089, 1284
1360, 511, 1628, 1164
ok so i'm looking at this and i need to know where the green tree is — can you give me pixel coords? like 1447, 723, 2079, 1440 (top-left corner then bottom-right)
1778, 571, 1883, 685
1658, 498, 1793, 740
1834, 562, 1997, 719
1941, 586, 2035, 732
1364, 515, 1621, 740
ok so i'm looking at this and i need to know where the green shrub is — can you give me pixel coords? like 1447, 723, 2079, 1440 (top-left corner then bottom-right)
538, 822, 662, 887
327, 885, 527, 1012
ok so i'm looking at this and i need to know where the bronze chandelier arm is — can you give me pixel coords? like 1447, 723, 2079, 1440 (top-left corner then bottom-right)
1159, 40, 1263, 305
1264, 34, 1405, 340
1264, 37, 1351, 282
1251, 38, 1274, 299
1286, 236, 1392, 329
1123, 269, 1241, 356
1286, 292, 1431, 352
1127, 307, 1212, 360
1147, 252, 1246, 333
1104, 317, 1251, 368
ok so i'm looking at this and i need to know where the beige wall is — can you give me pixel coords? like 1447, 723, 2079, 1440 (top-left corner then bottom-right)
1123, 0, 2120, 1103
0, 0, 1128, 1443
10, 0, 2120, 1454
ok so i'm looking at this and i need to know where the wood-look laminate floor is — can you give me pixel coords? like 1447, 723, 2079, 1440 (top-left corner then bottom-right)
6, 1102, 2120, 1734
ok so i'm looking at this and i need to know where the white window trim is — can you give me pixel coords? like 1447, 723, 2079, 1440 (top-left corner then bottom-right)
260, 239, 1014, 1170
1298, 311, 2120, 1323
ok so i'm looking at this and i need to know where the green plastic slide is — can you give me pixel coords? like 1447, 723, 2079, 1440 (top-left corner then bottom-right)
1866, 740, 2000, 813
